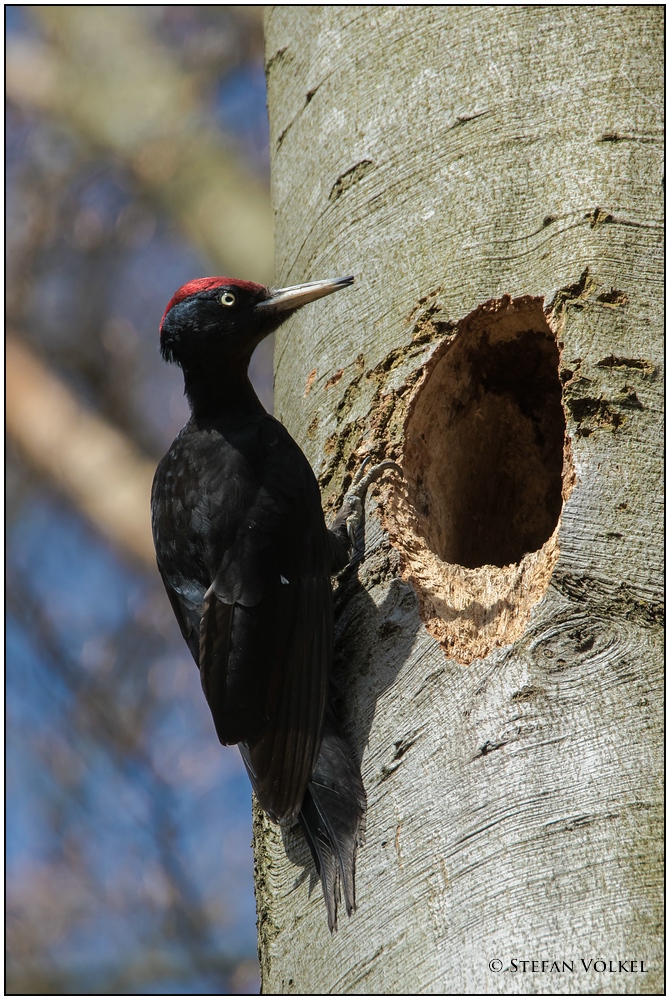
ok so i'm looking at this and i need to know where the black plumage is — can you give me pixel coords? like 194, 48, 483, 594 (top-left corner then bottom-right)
151, 274, 366, 927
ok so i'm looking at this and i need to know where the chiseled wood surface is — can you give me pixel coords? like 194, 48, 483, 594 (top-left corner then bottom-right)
257, 6, 663, 994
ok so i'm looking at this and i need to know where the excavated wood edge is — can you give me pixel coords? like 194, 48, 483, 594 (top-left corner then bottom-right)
374, 294, 575, 664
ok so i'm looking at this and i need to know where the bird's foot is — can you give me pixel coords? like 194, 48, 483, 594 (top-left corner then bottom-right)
340, 458, 403, 558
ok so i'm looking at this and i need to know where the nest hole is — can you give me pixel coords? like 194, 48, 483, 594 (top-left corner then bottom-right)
405, 298, 565, 569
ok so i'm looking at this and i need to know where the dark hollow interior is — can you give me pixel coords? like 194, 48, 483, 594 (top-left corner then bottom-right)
405, 320, 565, 569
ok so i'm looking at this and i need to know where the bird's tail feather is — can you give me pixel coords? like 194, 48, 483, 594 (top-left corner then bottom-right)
298, 709, 366, 932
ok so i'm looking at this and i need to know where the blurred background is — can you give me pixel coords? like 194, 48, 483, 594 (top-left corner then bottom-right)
7, 6, 275, 993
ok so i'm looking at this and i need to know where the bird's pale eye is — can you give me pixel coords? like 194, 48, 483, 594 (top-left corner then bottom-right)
220, 291, 236, 307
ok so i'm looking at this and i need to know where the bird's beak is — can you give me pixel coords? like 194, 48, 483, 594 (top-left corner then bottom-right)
256, 275, 354, 313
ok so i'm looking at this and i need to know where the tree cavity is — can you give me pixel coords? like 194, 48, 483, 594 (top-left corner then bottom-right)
382, 295, 572, 663
405, 298, 564, 569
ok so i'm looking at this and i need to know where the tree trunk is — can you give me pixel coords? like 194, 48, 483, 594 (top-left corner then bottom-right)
256, 6, 663, 994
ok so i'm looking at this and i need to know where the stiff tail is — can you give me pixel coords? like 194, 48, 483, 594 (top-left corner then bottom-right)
297, 707, 366, 932
241, 706, 365, 931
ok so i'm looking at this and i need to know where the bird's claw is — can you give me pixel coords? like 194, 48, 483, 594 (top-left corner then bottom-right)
340, 459, 403, 562
346, 459, 403, 501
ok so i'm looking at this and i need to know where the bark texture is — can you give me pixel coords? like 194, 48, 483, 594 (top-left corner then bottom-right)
257, 6, 663, 994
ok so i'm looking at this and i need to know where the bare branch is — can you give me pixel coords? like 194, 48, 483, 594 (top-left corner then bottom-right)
7, 334, 156, 566
9, 7, 273, 279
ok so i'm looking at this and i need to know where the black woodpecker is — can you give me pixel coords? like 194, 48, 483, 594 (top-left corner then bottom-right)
152, 274, 399, 929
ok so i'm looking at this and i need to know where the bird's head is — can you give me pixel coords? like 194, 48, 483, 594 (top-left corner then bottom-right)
159, 275, 354, 367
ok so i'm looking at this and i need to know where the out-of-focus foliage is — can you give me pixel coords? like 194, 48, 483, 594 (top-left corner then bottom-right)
7, 6, 273, 994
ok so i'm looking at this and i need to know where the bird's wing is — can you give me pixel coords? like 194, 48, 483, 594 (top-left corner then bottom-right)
156, 562, 202, 664
201, 417, 333, 821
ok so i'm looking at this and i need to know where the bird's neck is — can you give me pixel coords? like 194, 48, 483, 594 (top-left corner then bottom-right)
182, 356, 266, 420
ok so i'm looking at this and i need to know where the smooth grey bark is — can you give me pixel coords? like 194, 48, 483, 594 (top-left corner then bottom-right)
256, 6, 663, 994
